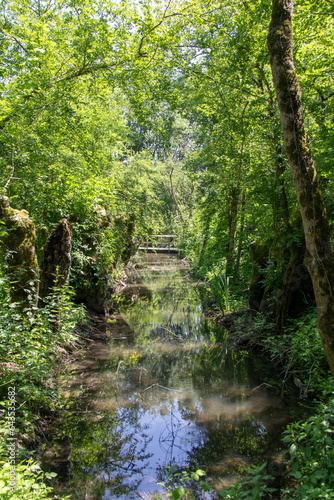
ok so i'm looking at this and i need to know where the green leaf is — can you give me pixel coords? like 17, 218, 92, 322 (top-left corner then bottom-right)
172, 486, 187, 499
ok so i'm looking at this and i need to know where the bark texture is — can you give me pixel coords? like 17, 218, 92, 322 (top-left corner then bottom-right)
268, 0, 334, 377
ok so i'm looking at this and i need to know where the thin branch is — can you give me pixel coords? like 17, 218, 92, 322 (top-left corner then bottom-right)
138, 1, 186, 57
250, 382, 277, 393
159, 325, 186, 342
3, 148, 15, 193
116, 360, 129, 375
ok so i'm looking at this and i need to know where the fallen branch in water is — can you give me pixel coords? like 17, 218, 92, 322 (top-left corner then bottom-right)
139, 383, 180, 399
159, 326, 186, 343
250, 382, 277, 393
116, 360, 129, 376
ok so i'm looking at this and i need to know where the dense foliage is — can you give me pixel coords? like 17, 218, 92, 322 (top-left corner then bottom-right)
1, 0, 334, 498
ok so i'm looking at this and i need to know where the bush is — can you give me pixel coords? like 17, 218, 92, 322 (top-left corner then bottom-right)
0, 278, 86, 435
217, 462, 276, 499
281, 396, 334, 499
0, 460, 65, 500
262, 308, 333, 396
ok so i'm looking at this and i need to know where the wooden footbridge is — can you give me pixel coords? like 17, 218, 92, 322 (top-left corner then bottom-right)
138, 235, 178, 253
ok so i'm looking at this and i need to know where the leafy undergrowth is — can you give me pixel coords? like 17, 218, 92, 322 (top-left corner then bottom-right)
281, 396, 334, 500
0, 280, 86, 499
0, 460, 70, 500
227, 307, 334, 398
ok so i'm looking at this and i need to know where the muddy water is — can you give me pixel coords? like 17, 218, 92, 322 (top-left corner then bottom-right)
49, 254, 291, 499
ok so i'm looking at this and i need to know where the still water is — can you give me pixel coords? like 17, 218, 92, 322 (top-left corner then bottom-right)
50, 254, 291, 499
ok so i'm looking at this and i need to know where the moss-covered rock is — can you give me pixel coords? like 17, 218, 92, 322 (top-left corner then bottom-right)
74, 212, 137, 313
113, 213, 137, 263
39, 219, 72, 306
0, 195, 39, 307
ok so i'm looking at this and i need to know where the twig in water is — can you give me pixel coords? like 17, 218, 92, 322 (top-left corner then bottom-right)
139, 383, 180, 399
116, 360, 129, 376
160, 326, 186, 342
75, 333, 94, 342
250, 383, 277, 393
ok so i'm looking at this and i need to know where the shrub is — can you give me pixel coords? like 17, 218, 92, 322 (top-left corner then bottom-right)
0, 460, 65, 500
281, 396, 334, 499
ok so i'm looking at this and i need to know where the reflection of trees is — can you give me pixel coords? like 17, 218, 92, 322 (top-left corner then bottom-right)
185, 415, 270, 469
55, 400, 153, 500
159, 407, 193, 463
122, 265, 207, 346
53, 256, 289, 498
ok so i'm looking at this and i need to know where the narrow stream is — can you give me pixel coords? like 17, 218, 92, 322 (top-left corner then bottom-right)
47, 254, 292, 499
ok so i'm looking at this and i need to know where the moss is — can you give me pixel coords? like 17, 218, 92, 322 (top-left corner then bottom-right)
39, 219, 72, 304
0, 195, 39, 306
113, 213, 137, 263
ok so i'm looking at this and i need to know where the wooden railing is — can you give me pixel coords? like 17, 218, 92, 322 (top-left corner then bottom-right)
139, 235, 178, 253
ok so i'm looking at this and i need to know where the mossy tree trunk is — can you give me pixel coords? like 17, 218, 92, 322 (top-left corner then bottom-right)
0, 196, 39, 309
268, 0, 334, 377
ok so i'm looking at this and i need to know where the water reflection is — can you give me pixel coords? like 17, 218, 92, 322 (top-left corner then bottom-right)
50, 254, 291, 499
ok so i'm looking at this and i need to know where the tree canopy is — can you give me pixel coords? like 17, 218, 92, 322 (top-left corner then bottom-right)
1, 0, 334, 374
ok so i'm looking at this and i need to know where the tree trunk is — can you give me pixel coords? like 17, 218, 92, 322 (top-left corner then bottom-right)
268, 0, 334, 377
226, 102, 248, 275
249, 240, 271, 311
197, 217, 211, 268
236, 190, 246, 273
276, 236, 314, 330
226, 186, 240, 274
274, 141, 290, 231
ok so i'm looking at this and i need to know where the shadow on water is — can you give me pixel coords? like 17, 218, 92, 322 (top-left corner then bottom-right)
44, 254, 292, 499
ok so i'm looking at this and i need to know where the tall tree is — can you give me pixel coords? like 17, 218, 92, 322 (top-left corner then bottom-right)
267, 0, 334, 377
